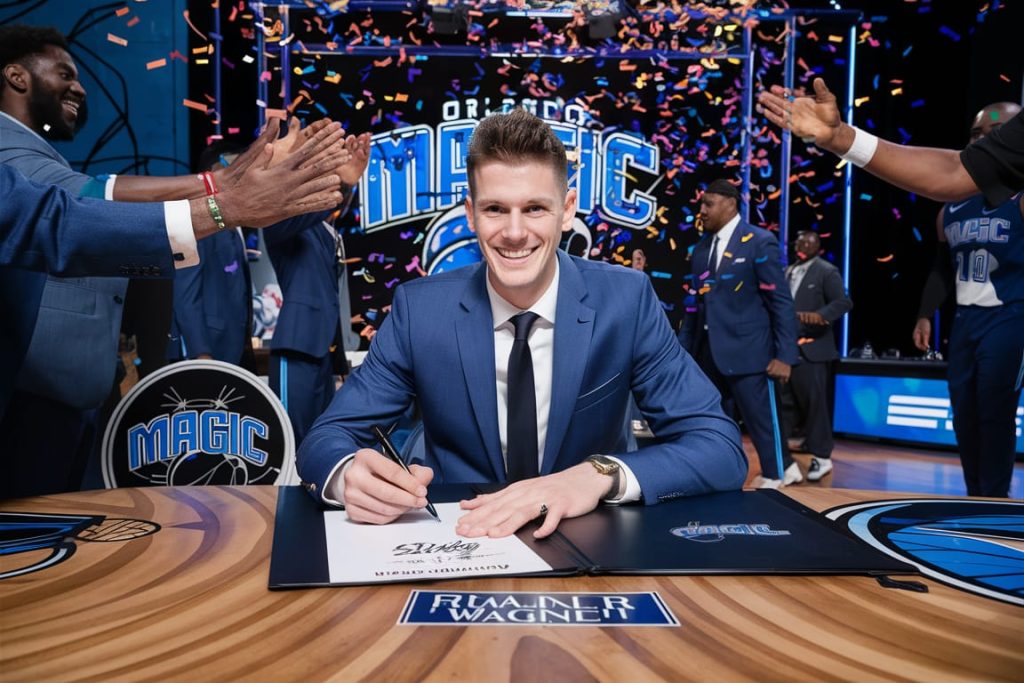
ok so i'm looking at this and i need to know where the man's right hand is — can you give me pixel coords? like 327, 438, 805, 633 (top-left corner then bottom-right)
342, 448, 434, 524
912, 317, 932, 352
214, 120, 347, 228
758, 78, 850, 153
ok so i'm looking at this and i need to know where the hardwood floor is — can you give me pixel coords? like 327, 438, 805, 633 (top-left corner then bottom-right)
741, 437, 1024, 499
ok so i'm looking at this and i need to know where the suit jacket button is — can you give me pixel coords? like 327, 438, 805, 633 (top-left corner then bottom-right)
113, 295, 124, 304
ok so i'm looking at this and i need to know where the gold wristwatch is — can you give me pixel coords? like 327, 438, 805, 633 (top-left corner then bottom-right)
587, 455, 622, 499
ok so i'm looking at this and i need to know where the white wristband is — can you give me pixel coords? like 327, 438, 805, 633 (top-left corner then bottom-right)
839, 126, 879, 168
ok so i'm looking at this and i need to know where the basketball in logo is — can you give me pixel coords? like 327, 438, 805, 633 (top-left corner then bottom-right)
101, 360, 296, 488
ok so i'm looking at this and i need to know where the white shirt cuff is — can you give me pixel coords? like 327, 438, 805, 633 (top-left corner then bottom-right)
164, 199, 199, 268
321, 453, 357, 507
104, 174, 118, 200
603, 456, 641, 504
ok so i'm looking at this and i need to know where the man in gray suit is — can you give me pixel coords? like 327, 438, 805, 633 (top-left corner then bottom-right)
0, 24, 347, 497
784, 231, 852, 481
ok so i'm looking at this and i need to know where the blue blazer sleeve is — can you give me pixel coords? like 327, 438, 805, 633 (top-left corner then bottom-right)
617, 277, 747, 502
752, 232, 799, 365
297, 282, 419, 493
0, 166, 173, 277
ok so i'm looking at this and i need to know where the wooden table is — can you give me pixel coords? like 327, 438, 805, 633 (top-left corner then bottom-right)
1, 486, 1021, 682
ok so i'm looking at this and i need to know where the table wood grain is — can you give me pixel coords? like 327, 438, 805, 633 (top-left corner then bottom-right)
1, 486, 1020, 682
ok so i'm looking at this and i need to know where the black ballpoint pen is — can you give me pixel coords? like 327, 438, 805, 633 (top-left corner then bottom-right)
372, 424, 441, 522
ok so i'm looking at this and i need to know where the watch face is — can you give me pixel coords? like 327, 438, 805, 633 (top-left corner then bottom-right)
590, 456, 619, 473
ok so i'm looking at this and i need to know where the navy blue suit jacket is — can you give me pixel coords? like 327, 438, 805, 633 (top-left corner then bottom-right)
0, 165, 172, 416
679, 221, 798, 375
170, 228, 252, 364
298, 251, 747, 505
264, 213, 339, 358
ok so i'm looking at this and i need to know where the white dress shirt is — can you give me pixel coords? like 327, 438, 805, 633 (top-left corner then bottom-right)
709, 213, 741, 270
486, 265, 640, 503
486, 265, 558, 469
786, 256, 816, 296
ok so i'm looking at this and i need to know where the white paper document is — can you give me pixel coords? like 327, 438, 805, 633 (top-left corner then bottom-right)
323, 503, 554, 584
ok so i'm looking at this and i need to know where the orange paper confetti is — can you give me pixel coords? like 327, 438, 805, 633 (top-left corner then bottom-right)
146, 58, 167, 70
107, 33, 128, 47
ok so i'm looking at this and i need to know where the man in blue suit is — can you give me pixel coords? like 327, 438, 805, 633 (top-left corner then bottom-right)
0, 25, 348, 498
265, 132, 371, 445
678, 179, 800, 488
169, 143, 255, 367
297, 109, 746, 539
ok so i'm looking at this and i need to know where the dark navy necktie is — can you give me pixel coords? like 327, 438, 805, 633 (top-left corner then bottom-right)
507, 312, 540, 482
697, 236, 718, 344
707, 235, 719, 278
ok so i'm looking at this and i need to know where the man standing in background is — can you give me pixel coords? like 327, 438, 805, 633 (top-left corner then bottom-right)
265, 131, 371, 445
678, 179, 800, 488
168, 142, 256, 369
784, 230, 852, 482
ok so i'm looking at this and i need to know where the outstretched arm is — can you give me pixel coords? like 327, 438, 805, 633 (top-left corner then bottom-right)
758, 78, 980, 202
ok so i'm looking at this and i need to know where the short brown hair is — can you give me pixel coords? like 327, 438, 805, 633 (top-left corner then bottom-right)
466, 108, 567, 199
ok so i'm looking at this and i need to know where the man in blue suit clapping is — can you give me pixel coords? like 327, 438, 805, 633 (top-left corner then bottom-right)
298, 109, 747, 539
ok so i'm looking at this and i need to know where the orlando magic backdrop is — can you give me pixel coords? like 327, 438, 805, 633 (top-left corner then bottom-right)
181, 2, 864, 347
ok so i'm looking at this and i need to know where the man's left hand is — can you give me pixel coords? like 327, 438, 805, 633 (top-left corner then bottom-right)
766, 358, 791, 383
338, 132, 371, 187
797, 311, 827, 326
456, 463, 615, 539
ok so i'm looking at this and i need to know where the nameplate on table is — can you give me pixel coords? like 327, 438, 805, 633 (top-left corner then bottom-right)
398, 590, 679, 627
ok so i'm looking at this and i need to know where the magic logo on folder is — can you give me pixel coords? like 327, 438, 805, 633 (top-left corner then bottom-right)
399, 591, 679, 627
670, 521, 791, 543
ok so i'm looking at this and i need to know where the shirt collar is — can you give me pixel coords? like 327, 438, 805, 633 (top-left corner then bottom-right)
486, 258, 560, 330
712, 213, 741, 247
0, 110, 49, 145
792, 255, 818, 272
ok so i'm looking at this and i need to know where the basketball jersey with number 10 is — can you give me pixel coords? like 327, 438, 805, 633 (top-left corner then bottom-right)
942, 192, 1024, 306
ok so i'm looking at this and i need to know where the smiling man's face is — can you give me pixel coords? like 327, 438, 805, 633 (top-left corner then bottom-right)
26, 44, 87, 140
466, 159, 576, 310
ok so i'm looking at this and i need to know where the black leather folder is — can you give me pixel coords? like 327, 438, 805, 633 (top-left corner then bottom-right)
269, 485, 914, 589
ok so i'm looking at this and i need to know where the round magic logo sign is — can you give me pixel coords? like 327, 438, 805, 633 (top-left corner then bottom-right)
102, 360, 296, 488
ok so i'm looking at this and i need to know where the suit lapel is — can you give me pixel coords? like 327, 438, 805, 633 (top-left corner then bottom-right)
719, 220, 750, 276
543, 252, 595, 474
455, 265, 505, 480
